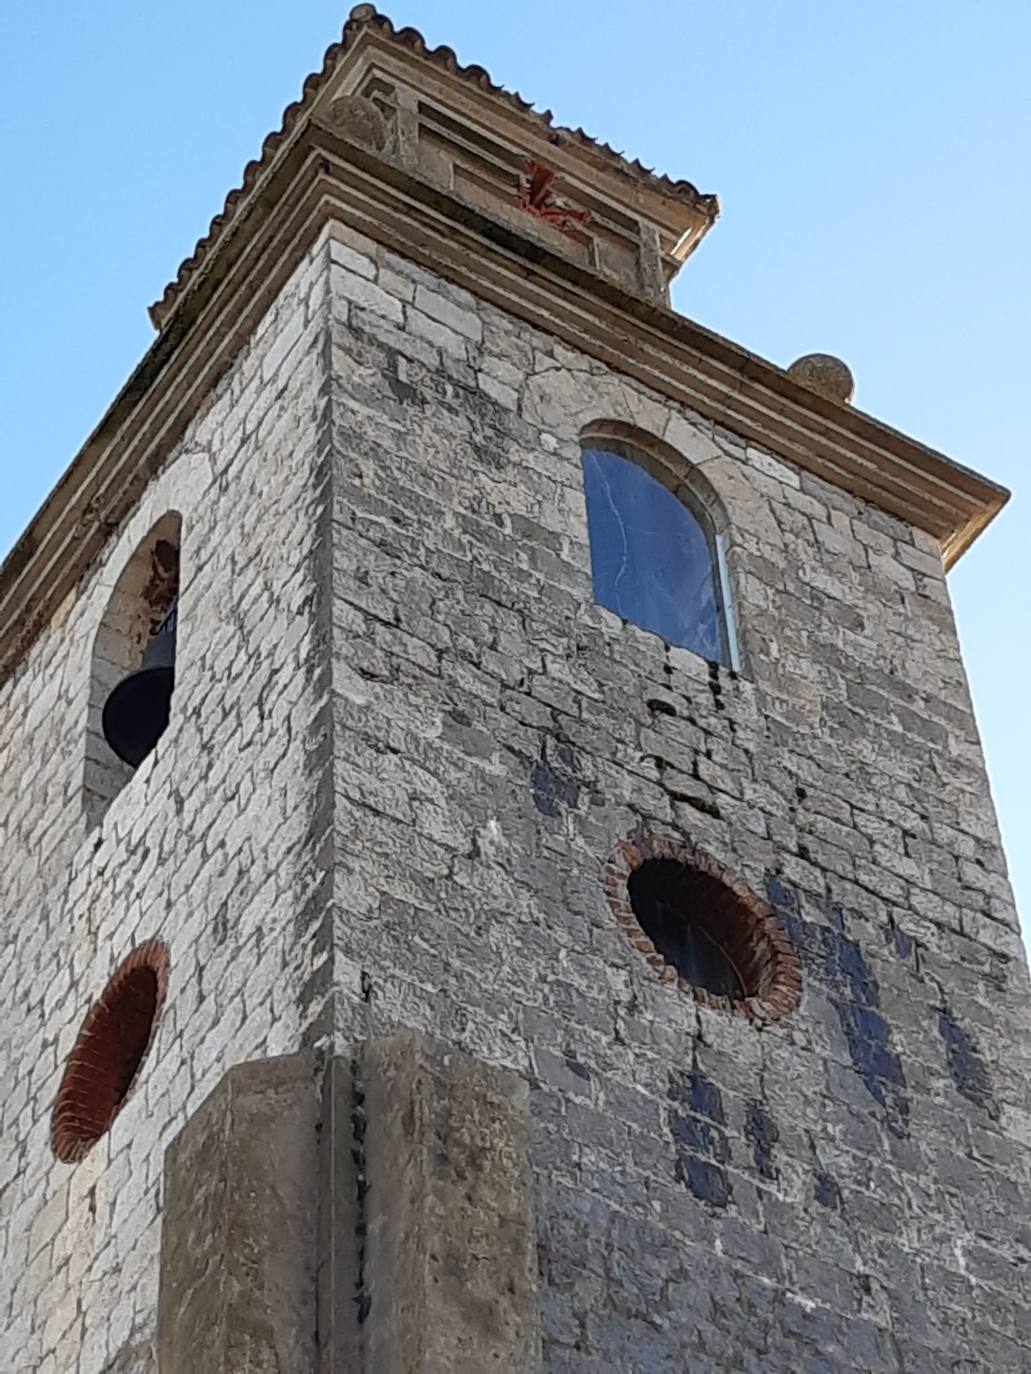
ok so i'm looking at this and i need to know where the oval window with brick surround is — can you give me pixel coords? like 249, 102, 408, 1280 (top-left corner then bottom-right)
51, 940, 169, 1163
606, 838, 800, 1020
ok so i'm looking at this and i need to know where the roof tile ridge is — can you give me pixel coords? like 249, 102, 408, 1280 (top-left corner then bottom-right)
147, 20, 354, 328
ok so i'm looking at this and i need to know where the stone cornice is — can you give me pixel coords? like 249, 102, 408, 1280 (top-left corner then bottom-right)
150, 5, 719, 330
0, 36, 1008, 689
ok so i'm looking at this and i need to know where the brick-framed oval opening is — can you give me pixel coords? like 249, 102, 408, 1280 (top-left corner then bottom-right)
51, 940, 169, 1163
606, 838, 800, 1020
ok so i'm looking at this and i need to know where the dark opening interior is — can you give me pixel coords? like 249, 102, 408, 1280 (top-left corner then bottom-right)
628, 858, 746, 999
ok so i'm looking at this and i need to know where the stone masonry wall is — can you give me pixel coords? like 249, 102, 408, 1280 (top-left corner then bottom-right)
1, 210, 1028, 1372
0, 241, 334, 1372
319, 223, 1031, 1371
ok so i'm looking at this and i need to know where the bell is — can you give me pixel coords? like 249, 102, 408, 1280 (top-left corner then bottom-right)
102, 601, 177, 767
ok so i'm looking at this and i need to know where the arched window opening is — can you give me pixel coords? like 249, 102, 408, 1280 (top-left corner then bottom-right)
580, 434, 734, 667
84, 514, 181, 826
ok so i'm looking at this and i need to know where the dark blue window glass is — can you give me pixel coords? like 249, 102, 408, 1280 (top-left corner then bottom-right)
581, 447, 728, 663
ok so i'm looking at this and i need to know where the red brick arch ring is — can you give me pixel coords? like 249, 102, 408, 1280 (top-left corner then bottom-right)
51, 939, 169, 1163
606, 837, 801, 1021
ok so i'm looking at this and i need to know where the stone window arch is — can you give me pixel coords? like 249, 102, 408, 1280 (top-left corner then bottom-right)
579, 421, 737, 667
84, 513, 181, 826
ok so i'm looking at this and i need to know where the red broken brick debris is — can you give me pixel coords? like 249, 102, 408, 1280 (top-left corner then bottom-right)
517, 160, 590, 236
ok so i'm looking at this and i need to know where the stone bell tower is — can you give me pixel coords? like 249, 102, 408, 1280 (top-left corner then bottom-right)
1, 7, 1026, 1371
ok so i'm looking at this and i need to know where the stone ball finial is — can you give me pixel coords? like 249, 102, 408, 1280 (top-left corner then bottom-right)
787, 353, 855, 405
349, 4, 378, 23
326, 95, 389, 150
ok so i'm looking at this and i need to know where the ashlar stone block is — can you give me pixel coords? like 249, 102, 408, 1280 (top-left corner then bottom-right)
157, 1053, 320, 1373
361, 1032, 542, 1374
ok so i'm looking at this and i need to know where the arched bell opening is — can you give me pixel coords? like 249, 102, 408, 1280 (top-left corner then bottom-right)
101, 599, 178, 768
84, 513, 181, 826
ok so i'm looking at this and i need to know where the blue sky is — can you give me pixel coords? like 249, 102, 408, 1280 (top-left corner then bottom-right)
2, 2, 1028, 936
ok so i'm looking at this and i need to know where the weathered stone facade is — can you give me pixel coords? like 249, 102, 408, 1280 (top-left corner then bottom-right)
1, 214, 1027, 1372
0, 241, 332, 1370
0, 10, 1026, 1372
317, 225, 1030, 1370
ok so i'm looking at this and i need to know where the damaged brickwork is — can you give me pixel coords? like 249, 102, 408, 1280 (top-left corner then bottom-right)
1, 218, 1030, 1371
